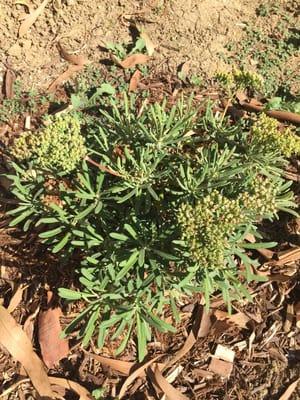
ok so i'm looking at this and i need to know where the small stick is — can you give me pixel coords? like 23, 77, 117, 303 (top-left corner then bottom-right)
85, 156, 121, 177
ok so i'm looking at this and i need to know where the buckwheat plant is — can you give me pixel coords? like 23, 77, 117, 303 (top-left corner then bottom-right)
5, 94, 297, 360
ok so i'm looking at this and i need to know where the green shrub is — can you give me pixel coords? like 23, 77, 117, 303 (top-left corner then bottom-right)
5, 95, 297, 360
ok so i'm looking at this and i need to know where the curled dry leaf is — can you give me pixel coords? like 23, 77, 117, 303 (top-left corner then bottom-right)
118, 355, 162, 399
38, 291, 69, 369
149, 365, 189, 400
4, 69, 15, 99
57, 42, 88, 66
120, 54, 149, 69
19, 0, 49, 37
49, 377, 92, 400
48, 64, 83, 93
140, 31, 156, 56
0, 306, 54, 397
7, 284, 27, 313
83, 351, 133, 375
129, 70, 142, 92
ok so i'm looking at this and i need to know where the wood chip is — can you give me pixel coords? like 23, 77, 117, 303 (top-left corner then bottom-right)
279, 378, 300, 400
214, 344, 235, 363
294, 302, 300, 329
276, 248, 300, 266
284, 304, 294, 333
209, 358, 233, 379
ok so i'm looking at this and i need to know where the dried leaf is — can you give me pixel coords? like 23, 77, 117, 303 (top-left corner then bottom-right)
7, 284, 27, 313
164, 304, 211, 370
140, 31, 156, 56
214, 310, 250, 329
48, 64, 83, 92
119, 355, 162, 399
84, 351, 133, 375
49, 377, 92, 400
0, 306, 54, 397
38, 291, 69, 368
295, 302, 300, 329
19, 0, 49, 37
150, 365, 189, 400
279, 378, 300, 400
120, 54, 149, 69
4, 69, 15, 99
129, 70, 142, 92
57, 42, 88, 66
23, 306, 40, 341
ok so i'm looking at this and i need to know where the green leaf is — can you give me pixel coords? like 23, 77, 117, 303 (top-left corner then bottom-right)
124, 224, 137, 240
109, 232, 129, 241
115, 321, 133, 356
138, 248, 145, 267
53, 232, 71, 253
9, 209, 34, 227
241, 241, 277, 249
116, 251, 139, 280
136, 313, 147, 362
82, 308, 100, 347
59, 288, 82, 300
39, 226, 64, 239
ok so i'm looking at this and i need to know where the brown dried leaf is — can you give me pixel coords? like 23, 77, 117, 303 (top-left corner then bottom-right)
4, 69, 15, 99
7, 284, 27, 313
129, 70, 142, 92
84, 351, 133, 375
279, 378, 300, 400
57, 42, 88, 66
49, 377, 92, 400
23, 306, 40, 341
150, 365, 189, 400
140, 31, 156, 56
118, 355, 162, 399
38, 292, 69, 369
214, 310, 250, 329
120, 54, 149, 69
0, 306, 54, 397
19, 0, 49, 37
48, 64, 83, 92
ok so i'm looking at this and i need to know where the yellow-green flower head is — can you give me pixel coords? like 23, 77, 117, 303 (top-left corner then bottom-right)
12, 114, 86, 173
251, 113, 300, 158
178, 178, 279, 268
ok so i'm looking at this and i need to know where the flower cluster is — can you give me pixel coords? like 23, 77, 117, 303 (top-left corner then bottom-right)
12, 114, 87, 173
216, 69, 264, 92
178, 177, 278, 268
251, 113, 300, 158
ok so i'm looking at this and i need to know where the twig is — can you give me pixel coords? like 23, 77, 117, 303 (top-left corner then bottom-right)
239, 101, 300, 125
85, 156, 121, 177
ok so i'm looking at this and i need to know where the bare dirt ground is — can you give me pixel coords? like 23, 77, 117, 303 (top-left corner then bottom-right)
0, 0, 263, 90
